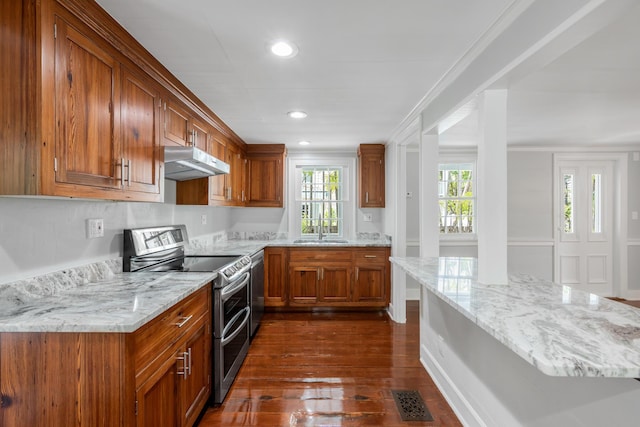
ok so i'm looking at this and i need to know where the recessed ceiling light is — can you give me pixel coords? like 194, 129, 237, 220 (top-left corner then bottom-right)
270, 40, 298, 58
298, 140, 311, 146
287, 111, 307, 119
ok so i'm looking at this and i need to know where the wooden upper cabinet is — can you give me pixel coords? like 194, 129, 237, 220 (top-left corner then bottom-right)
190, 117, 210, 152
120, 67, 163, 197
246, 144, 286, 207
53, 15, 122, 191
162, 98, 209, 152
0, 0, 245, 202
358, 144, 385, 207
209, 128, 227, 203
162, 99, 191, 147
226, 141, 246, 205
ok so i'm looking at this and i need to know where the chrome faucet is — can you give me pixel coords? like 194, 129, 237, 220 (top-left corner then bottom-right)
318, 210, 324, 240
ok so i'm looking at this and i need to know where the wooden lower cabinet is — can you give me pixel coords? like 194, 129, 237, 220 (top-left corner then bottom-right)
264, 247, 288, 306
136, 315, 210, 427
0, 285, 211, 427
353, 248, 390, 306
268, 247, 390, 309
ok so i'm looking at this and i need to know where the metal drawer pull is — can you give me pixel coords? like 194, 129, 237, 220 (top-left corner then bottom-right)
175, 314, 193, 328
364, 255, 377, 258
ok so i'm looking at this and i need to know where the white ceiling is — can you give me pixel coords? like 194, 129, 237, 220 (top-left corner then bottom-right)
440, 1, 640, 148
96, 0, 640, 150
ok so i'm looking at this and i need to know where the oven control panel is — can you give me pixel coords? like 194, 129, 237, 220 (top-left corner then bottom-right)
221, 256, 251, 281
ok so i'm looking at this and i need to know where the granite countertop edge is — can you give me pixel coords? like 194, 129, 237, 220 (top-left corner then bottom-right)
390, 256, 640, 379
0, 238, 390, 334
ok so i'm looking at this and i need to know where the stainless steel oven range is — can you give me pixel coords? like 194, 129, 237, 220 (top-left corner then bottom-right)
123, 224, 251, 404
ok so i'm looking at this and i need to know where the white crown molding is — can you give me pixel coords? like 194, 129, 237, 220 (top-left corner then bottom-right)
387, 0, 534, 143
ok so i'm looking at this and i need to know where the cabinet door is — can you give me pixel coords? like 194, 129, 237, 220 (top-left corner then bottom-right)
191, 118, 209, 152
226, 142, 246, 205
319, 264, 352, 303
246, 156, 283, 207
354, 265, 387, 303
289, 265, 319, 304
121, 67, 162, 197
54, 16, 121, 190
136, 348, 181, 427
208, 129, 227, 203
264, 247, 288, 306
181, 318, 211, 427
163, 99, 190, 146
358, 144, 385, 207
353, 248, 390, 305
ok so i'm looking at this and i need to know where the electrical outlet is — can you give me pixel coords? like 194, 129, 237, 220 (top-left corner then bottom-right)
86, 218, 104, 239
363, 213, 373, 222
201, 214, 207, 225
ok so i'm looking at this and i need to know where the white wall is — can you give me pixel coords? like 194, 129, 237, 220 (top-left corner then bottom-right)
0, 180, 231, 284
405, 148, 640, 286
627, 153, 640, 290
1, 149, 392, 285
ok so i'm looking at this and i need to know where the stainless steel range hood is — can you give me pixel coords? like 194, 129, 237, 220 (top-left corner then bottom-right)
164, 146, 230, 181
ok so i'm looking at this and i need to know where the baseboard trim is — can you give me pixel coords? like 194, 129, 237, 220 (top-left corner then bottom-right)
420, 343, 487, 427
623, 290, 640, 300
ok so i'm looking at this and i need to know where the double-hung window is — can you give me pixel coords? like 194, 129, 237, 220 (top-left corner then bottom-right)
299, 167, 344, 238
438, 162, 475, 235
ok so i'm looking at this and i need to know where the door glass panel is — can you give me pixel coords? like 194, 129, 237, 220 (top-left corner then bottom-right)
563, 174, 574, 233
591, 173, 602, 233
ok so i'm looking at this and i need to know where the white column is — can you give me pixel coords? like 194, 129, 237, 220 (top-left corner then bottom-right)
420, 132, 439, 258
390, 142, 407, 323
477, 90, 508, 284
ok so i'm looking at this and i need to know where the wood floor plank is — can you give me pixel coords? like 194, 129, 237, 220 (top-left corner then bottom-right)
198, 302, 461, 426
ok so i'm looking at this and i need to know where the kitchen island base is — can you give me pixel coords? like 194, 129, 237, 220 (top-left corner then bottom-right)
421, 283, 640, 427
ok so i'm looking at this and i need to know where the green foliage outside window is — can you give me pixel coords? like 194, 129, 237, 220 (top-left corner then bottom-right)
439, 165, 474, 234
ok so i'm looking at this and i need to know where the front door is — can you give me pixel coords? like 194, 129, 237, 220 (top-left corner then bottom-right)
555, 159, 614, 295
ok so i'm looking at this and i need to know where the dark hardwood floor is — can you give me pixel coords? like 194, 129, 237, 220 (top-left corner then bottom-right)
199, 302, 461, 426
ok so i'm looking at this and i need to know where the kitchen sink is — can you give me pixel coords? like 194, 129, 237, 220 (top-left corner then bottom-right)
293, 239, 349, 244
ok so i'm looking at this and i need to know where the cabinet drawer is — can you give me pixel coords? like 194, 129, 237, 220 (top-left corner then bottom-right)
354, 248, 389, 264
289, 249, 354, 262
134, 285, 211, 377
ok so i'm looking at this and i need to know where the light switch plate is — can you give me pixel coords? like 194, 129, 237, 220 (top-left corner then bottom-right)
86, 218, 104, 239
363, 213, 373, 222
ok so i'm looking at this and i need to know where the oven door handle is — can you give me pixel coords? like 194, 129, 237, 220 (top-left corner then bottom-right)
220, 272, 251, 301
221, 306, 250, 345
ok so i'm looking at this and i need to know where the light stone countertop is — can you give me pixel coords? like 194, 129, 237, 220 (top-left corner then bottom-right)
0, 266, 215, 333
390, 256, 640, 378
0, 238, 390, 333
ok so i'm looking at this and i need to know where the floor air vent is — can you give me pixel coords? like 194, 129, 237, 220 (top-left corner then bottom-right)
391, 390, 434, 422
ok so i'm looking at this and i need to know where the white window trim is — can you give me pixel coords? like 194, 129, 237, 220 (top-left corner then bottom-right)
439, 154, 477, 241
287, 155, 356, 239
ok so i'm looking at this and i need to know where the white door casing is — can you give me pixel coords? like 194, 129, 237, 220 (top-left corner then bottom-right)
555, 158, 613, 295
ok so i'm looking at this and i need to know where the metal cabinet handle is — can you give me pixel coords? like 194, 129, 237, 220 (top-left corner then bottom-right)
175, 314, 193, 328
365, 192, 369, 203
120, 158, 125, 186
364, 255, 377, 258
176, 351, 189, 379
127, 159, 131, 186
186, 347, 192, 376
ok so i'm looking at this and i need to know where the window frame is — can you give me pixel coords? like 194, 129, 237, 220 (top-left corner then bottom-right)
287, 156, 356, 240
438, 155, 477, 241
